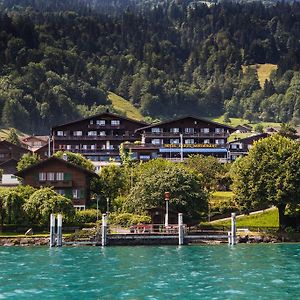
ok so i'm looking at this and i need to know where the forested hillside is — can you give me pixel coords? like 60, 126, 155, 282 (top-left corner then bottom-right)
0, 0, 300, 134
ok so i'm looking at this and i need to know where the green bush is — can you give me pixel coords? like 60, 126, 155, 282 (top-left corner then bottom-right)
73, 209, 99, 224
108, 212, 151, 227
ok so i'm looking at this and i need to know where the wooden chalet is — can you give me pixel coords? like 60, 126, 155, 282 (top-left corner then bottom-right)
0, 159, 20, 187
22, 135, 49, 152
15, 156, 98, 210
51, 112, 147, 167
228, 133, 270, 161
125, 116, 235, 162
0, 140, 31, 164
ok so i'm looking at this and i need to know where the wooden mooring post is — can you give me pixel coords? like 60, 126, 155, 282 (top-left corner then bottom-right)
228, 212, 237, 245
178, 213, 184, 245
50, 213, 63, 247
102, 213, 108, 246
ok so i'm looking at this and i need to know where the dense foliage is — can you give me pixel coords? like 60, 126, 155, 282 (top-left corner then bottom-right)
23, 187, 75, 225
0, 1, 300, 133
123, 159, 208, 221
231, 134, 300, 229
17, 152, 41, 171
54, 151, 95, 171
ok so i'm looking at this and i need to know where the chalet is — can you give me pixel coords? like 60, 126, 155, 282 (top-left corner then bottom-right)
234, 124, 252, 133
228, 133, 270, 161
22, 135, 49, 152
0, 159, 20, 187
0, 140, 31, 164
15, 156, 98, 210
125, 116, 235, 162
51, 112, 147, 168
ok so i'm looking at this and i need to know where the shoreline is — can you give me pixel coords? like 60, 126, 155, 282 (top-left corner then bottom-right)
0, 234, 285, 246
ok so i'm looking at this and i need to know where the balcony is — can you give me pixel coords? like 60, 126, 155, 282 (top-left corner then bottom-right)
144, 132, 229, 138
87, 124, 126, 130
59, 149, 120, 155
37, 180, 72, 187
54, 134, 137, 141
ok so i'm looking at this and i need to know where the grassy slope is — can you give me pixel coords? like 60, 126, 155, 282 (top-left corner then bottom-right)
108, 92, 144, 121
211, 208, 279, 228
210, 191, 234, 203
242, 63, 278, 88
0, 128, 27, 140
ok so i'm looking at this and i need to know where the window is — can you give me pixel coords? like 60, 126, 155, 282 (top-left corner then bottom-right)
73, 189, 84, 199
97, 120, 106, 125
111, 120, 120, 126
215, 139, 225, 145
215, 128, 224, 133
185, 128, 194, 134
57, 131, 64, 136
90, 120, 94, 125
201, 128, 210, 134
170, 128, 180, 133
73, 189, 80, 199
47, 172, 55, 181
91, 144, 96, 150
99, 131, 106, 136
56, 172, 64, 181
66, 145, 71, 150
151, 139, 161, 145
231, 144, 237, 149
151, 127, 161, 133
185, 139, 194, 144
170, 139, 180, 144
74, 205, 85, 211
82, 145, 88, 150
73, 131, 82, 136
204, 139, 210, 144
88, 131, 97, 136
56, 189, 65, 196
39, 172, 46, 181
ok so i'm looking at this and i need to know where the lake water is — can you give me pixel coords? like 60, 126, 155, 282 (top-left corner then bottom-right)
1, 244, 300, 299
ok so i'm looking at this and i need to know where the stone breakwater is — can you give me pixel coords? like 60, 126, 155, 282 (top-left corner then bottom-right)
0, 237, 49, 246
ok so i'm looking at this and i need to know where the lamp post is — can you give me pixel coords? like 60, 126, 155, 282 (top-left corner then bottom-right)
180, 133, 183, 162
96, 195, 99, 222
106, 197, 109, 215
164, 192, 170, 228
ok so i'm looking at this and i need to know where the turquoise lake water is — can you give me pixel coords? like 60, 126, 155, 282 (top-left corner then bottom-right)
1, 244, 300, 299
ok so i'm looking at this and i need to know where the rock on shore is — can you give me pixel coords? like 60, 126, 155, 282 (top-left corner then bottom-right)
0, 237, 49, 246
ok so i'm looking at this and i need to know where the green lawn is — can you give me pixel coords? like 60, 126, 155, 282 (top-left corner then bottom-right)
211, 208, 279, 228
210, 191, 234, 202
108, 92, 144, 121
0, 128, 27, 140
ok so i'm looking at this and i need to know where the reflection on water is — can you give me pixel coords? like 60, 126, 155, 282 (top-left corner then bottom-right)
1, 244, 300, 299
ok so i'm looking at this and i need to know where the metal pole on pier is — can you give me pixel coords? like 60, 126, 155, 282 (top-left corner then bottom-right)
50, 214, 56, 247
57, 214, 63, 247
178, 213, 184, 245
102, 213, 107, 246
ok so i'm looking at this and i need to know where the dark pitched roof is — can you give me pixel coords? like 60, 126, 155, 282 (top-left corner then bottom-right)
135, 115, 235, 132
229, 133, 269, 144
15, 156, 98, 178
52, 112, 148, 129
0, 140, 31, 153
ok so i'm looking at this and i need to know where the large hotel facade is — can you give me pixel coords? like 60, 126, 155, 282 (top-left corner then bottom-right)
51, 113, 235, 165
51, 112, 147, 168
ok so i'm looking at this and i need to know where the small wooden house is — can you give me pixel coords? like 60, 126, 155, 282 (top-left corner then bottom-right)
15, 156, 98, 210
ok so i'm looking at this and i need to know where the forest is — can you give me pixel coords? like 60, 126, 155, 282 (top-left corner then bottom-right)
0, 0, 300, 134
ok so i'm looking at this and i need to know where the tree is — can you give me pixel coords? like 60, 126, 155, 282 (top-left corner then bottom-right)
24, 187, 75, 225
254, 124, 264, 133
278, 123, 297, 139
54, 151, 95, 172
6, 128, 21, 146
185, 155, 226, 192
124, 159, 208, 221
17, 153, 41, 172
92, 164, 128, 212
231, 134, 300, 230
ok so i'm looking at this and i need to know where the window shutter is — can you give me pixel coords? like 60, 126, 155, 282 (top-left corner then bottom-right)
80, 189, 85, 199
65, 189, 72, 199
64, 173, 72, 181
34, 173, 39, 182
